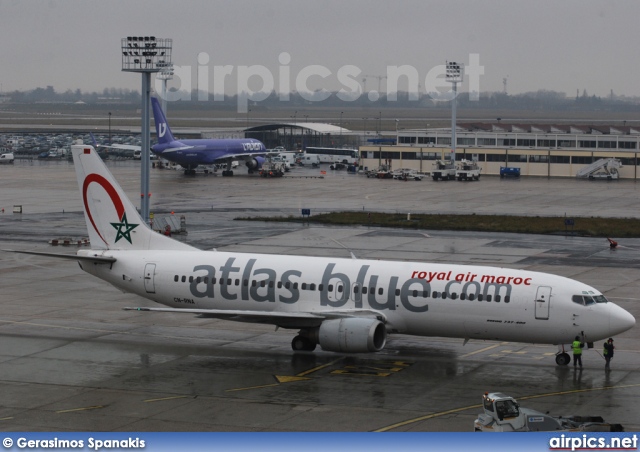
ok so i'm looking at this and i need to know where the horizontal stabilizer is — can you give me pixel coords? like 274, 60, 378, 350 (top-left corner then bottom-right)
4, 249, 116, 263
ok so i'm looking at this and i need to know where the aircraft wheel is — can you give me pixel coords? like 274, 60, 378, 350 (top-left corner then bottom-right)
555, 352, 570, 366
292, 335, 316, 352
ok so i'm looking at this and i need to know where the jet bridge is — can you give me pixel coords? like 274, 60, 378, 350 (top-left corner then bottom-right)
576, 158, 622, 180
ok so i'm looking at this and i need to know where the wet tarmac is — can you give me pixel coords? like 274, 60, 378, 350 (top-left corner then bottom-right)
1, 159, 639, 432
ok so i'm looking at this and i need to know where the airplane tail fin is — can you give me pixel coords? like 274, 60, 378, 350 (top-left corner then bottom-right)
151, 97, 176, 145
72, 143, 194, 251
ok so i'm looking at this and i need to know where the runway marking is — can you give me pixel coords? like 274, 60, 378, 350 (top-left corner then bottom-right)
56, 405, 104, 414
458, 342, 508, 358
373, 383, 640, 432
0, 417, 14, 421
228, 358, 344, 391
226, 383, 280, 392
143, 395, 189, 403
330, 360, 412, 377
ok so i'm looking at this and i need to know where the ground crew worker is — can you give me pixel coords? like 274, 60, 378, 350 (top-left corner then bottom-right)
572, 335, 584, 368
603, 338, 615, 370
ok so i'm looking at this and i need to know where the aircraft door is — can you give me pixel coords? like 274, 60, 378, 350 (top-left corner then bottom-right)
535, 286, 551, 320
144, 263, 156, 294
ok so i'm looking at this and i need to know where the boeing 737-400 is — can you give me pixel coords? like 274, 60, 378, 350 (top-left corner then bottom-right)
8, 144, 635, 365
150, 97, 268, 175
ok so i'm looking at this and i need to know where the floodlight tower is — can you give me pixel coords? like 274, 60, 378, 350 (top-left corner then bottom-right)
446, 61, 463, 166
156, 62, 174, 114
121, 36, 172, 224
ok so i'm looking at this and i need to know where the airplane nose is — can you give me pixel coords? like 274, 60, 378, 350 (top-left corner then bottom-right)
609, 304, 636, 335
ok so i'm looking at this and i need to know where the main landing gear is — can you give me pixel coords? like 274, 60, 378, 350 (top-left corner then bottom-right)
221, 170, 234, 177
291, 335, 317, 352
555, 352, 571, 366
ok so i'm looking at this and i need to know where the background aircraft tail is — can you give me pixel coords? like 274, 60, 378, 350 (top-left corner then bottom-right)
71, 143, 194, 251
151, 97, 176, 145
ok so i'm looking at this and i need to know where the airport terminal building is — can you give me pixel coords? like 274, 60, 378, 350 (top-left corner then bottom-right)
359, 122, 640, 179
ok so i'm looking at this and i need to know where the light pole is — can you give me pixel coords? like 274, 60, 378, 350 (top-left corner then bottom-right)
446, 61, 463, 166
121, 36, 172, 224
156, 62, 174, 114
108, 112, 111, 145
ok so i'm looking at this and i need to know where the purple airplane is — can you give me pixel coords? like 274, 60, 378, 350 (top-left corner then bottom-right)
151, 97, 267, 176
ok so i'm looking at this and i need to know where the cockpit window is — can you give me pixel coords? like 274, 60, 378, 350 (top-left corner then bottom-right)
573, 294, 608, 305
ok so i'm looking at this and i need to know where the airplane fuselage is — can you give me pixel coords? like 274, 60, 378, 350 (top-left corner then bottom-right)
152, 138, 265, 168
79, 249, 632, 346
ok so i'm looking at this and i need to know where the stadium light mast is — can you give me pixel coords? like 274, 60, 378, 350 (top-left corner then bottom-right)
446, 61, 463, 166
121, 36, 172, 224
156, 62, 174, 114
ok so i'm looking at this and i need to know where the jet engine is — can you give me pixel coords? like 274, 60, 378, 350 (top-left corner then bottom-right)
246, 156, 265, 170
310, 318, 387, 353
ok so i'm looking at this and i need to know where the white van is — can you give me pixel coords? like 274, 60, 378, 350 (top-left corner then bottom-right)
301, 154, 320, 167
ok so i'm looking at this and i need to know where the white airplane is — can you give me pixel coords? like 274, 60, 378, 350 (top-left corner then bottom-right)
9, 144, 635, 365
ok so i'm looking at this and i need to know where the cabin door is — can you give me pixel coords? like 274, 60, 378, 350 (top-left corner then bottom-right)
144, 263, 156, 294
534, 286, 551, 320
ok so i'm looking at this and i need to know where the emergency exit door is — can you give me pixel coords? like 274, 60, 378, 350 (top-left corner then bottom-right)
144, 263, 156, 294
534, 286, 551, 320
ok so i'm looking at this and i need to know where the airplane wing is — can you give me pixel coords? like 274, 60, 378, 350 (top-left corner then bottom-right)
100, 144, 143, 152
123, 306, 385, 328
3, 249, 116, 264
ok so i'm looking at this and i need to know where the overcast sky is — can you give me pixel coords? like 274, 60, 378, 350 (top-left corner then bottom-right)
1, 0, 638, 98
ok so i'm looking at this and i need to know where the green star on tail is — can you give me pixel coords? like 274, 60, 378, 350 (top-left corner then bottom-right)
110, 213, 139, 244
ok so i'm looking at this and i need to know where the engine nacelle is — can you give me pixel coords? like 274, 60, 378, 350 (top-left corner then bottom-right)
246, 156, 265, 170
312, 318, 386, 353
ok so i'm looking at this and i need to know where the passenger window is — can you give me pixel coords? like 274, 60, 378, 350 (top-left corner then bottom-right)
174, 275, 179, 282
412, 290, 418, 297
432, 291, 439, 298
260, 281, 266, 287
251, 280, 256, 287
354, 286, 359, 294
328, 284, 333, 291
227, 279, 232, 285
460, 293, 466, 300
396, 289, 401, 296
338, 285, 343, 293
362, 287, 367, 294
423, 290, 429, 298
486, 295, 492, 302
495, 295, 501, 302
212, 277, 217, 284
189, 276, 194, 283
318, 284, 323, 291
268, 281, 273, 288
478, 294, 483, 301
451, 293, 457, 300
277, 281, 282, 288
370, 287, 375, 294
504, 296, 510, 303
293, 282, 299, 289
469, 293, 475, 301
235, 279, 240, 286
204, 277, 209, 284
196, 277, 202, 284
310, 283, 316, 291
285, 282, 291, 289
301, 283, 307, 290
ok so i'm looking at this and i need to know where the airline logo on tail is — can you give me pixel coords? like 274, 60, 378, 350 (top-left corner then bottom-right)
82, 172, 138, 246
158, 122, 167, 138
